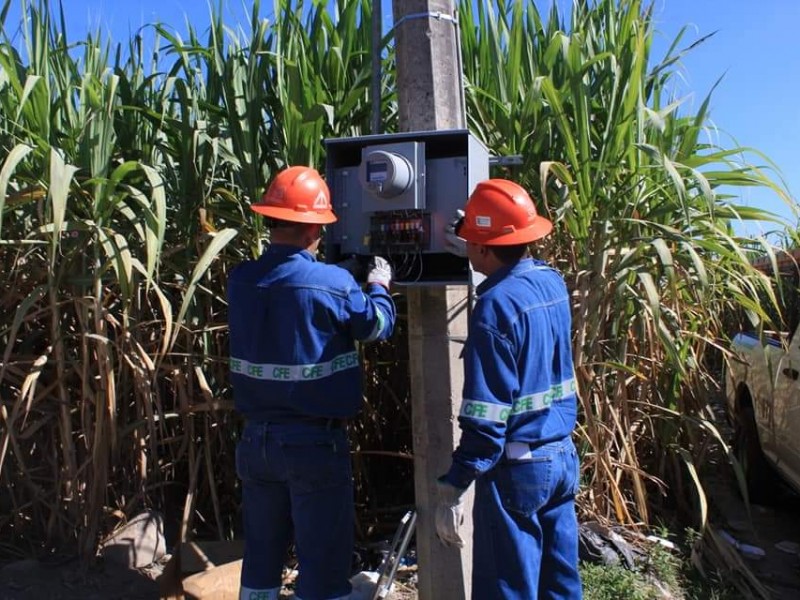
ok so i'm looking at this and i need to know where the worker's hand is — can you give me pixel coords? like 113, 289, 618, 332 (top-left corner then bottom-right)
435, 480, 467, 548
366, 256, 392, 289
443, 209, 467, 258
336, 255, 362, 278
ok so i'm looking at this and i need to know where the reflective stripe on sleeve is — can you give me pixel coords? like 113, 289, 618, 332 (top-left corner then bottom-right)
459, 399, 510, 423
363, 307, 387, 342
229, 351, 359, 382
459, 378, 577, 423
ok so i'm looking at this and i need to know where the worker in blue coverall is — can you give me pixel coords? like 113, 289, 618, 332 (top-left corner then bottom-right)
437, 178, 582, 599
228, 166, 396, 600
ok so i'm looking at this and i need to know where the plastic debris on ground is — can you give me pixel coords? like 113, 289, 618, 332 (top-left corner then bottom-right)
719, 530, 766, 560
775, 540, 800, 555
578, 521, 641, 569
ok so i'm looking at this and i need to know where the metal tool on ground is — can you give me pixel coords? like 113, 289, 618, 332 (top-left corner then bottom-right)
371, 510, 417, 600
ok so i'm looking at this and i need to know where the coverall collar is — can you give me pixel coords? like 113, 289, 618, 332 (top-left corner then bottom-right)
476, 257, 541, 296
265, 243, 316, 262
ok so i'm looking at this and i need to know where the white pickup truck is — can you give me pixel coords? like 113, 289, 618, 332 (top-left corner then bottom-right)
725, 251, 800, 502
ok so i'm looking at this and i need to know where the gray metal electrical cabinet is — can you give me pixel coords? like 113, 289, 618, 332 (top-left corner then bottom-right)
324, 129, 490, 283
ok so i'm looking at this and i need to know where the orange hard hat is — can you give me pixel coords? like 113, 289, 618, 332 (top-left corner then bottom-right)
458, 179, 552, 245
251, 166, 337, 224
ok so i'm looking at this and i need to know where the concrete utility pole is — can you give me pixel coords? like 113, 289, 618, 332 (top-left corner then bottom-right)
391, 1, 472, 599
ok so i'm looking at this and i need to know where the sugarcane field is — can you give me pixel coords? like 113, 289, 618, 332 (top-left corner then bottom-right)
2, 0, 800, 599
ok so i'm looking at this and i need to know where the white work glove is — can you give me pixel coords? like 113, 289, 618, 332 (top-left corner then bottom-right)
366, 256, 392, 289
443, 209, 467, 258
435, 480, 467, 548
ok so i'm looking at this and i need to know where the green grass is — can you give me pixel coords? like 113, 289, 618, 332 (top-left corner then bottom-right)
581, 562, 654, 600
581, 539, 740, 600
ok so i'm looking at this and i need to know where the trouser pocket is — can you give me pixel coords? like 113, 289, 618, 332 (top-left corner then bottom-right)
279, 428, 352, 494
494, 452, 554, 516
236, 423, 269, 483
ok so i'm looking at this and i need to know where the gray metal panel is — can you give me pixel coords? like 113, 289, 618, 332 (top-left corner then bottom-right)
425, 156, 469, 253
325, 130, 491, 282
468, 134, 491, 187
423, 137, 489, 253
326, 128, 471, 152
330, 167, 370, 255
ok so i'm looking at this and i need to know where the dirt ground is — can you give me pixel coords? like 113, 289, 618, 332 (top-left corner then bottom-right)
3, 486, 799, 600
0, 557, 161, 599
700, 397, 800, 600
705, 459, 800, 594
0, 557, 417, 600
2, 491, 799, 600
706, 473, 800, 599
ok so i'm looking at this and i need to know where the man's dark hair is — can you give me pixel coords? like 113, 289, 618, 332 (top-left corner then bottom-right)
264, 217, 310, 234
264, 217, 293, 229
489, 244, 530, 265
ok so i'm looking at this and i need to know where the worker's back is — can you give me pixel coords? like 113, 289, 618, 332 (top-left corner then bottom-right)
228, 243, 393, 421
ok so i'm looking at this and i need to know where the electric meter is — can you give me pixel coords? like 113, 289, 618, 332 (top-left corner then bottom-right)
360, 150, 414, 198
356, 141, 425, 212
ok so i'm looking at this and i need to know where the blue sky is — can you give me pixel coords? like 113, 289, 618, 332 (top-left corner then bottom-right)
648, 0, 800, 237
4, 0, 798, 236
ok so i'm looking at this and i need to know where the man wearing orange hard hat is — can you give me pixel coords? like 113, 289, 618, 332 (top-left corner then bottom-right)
227, 166, 397, 600
437, 179, 582, 599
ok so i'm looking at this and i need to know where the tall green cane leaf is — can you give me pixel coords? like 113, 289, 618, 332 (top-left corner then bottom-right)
140, 164, 167, 284
97, 228, 134, 302
172, 227, 238, 347
47, 149, 78, 266
0, 143, 33, 238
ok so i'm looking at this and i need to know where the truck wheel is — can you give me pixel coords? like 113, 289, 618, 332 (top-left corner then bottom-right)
733, 406, 774, 504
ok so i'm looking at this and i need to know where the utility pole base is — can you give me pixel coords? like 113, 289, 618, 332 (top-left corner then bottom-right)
407, 285, 472, 600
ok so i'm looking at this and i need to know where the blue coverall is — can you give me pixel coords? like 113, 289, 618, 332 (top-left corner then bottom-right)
442, 258, 582, 600
228, 244, 396, 600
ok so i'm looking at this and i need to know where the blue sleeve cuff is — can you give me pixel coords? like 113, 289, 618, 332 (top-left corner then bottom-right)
366, 282, 387, 294
441, 462, 478, 490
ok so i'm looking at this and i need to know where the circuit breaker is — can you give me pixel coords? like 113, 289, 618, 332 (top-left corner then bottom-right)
324, 129, 490, 283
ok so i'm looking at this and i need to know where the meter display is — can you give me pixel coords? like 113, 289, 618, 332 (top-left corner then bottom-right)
367, 161, 388, 182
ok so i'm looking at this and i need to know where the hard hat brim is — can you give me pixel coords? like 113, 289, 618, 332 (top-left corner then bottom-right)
460, 215, 553, 245
251, 204, 338, 224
